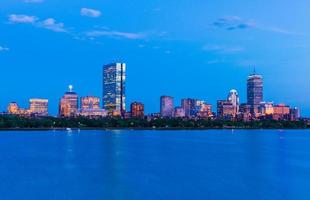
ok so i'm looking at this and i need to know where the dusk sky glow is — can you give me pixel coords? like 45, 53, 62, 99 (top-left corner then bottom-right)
1, 0, 310, 115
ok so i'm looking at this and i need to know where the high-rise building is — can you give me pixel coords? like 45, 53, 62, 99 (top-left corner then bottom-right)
29, 98, 48, 116
59, 85, 78, 117
247, 71, 263, 115
227, 89, 240, 115
160, 96, 174, 117
196, 100, 213, 118
290, 107, 301, 121
181, 98, 197, 117
103, 63, 126, 117
7, 102, 19, 114
239, 103, 251, 121
131, 102, 144, 118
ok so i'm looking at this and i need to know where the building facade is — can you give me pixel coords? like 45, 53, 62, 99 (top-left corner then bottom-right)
181, 98, 197, 117
79, 96, 106, 117
160, 96, 174, 117
131, 102, 145, 118
247, 72, 263, 115
217, 100, 235, 120
174, 107, 186, 118
227, 89, 240, 115
59, 85, 78, 117
103, 63, 126, 117
29, 98, 48, 116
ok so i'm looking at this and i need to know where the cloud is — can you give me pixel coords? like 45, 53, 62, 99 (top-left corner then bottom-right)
86, 30, 145, 39
212, 16, 255, 31
8, 14, 37, 23
39, 18, 67, 32
203, 44, 244, 54
23, 0, 44, 3
0, 46, 9, 52
81, 8, 101, 18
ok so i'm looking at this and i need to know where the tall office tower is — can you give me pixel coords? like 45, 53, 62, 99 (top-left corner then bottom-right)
59, 85, 78, 117
227, 89, 240, 116
131, 102, 145, 118
29, 98, 49, 116
247, 71, 263, 115
181, 98, 197, 117
103, 63, 126, 117
81, 96, 100, 110
160, 96, 174, 117
290, 107, 301, 121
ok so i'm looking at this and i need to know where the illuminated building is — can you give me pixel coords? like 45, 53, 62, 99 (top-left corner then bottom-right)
174, 107, 185, 118
217, 100, 235, 120
29, 98, 48, 116
160, 96, 174, 117
290, 107, 301, 121
181, 98, 197, 117
239, 103, 251, 121
7, 102, 19, 114
227, 89, 240, 115
247, 71, 263, 115
81, 96, 100, 109
258, 102, 274, 116
103, 63, 126, 117
196, 100, 213, 118
79, 96, 106, 117
273, 104, 290, 120
130, 102, 144, 118
59, 85, 78, 117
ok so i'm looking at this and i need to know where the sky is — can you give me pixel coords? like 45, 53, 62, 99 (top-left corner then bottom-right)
1, 0, 310, 116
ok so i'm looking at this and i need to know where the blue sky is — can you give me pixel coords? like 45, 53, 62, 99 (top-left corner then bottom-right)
1, 0, 310, 116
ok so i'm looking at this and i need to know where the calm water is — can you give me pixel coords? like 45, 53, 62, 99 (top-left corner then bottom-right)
0, 130, 310, 200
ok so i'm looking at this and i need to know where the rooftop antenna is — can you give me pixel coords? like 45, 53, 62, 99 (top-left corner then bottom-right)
68, 85, 73, 92
253, 66, 256, 75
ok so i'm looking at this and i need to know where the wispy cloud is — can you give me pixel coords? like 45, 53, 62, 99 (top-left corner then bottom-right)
212, 15, 303, 36
23, 0, 44, 3
8, 14, 68, 33
0, 46, 9, 52
39, 18, 67, 32
212, 16, 255, 31
81, 8, 101, 18
203, 44, 244, 54
86, 30, 145, 40
8, 14, 37, 23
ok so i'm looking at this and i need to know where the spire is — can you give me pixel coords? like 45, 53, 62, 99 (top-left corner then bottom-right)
253, 66, 256, 75
68, 85, 73, 92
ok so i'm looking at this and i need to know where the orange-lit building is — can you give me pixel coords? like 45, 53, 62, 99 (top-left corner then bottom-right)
7, 102, 19, 114
273, 104, 290, 120
196, 101, 213, 118
29, 98, 48, 116
59, 85, 78, 117
130, 102, 144, 118
259, 102, 274, 116
81, 96, 100, 110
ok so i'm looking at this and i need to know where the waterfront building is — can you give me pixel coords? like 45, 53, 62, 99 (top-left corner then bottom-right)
258, 102, 274, 116
181, 98, 197, 117
247, 71, 263, 115
174, 107, 186, 118
29, 98, 48, 116
81, 96, 100, 110
227, 89, 240, 115
273, 104, 290, 120
79, 96, 106, 118
196, 101, 213, 118
131, 102, 145, 118
160, 96, 174, 117
239, 103, 252, 121
103, 63, 126, 117
59, 85, 78, 117
217, 100, 235, 120
7, 102, 19, 114
290, 107, 301, 121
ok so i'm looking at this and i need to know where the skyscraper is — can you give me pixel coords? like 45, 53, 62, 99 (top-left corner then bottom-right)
181, 98, 197, 117
227, 89, 240, 116
160, 96, 174, 117
247, 71, 263, 114
59, 85, 78, 117
103, 63, 126, 117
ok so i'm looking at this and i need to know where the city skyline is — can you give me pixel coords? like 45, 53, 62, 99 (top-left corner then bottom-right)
1, 0, 310, 115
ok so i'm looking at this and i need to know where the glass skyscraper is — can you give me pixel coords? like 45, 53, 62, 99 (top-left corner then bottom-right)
160, 96, 174, 117
103, 63, 126, 117
247, 72, 263, 114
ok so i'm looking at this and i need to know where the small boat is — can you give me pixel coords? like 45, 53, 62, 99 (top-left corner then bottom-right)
66, 128, 73, 133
